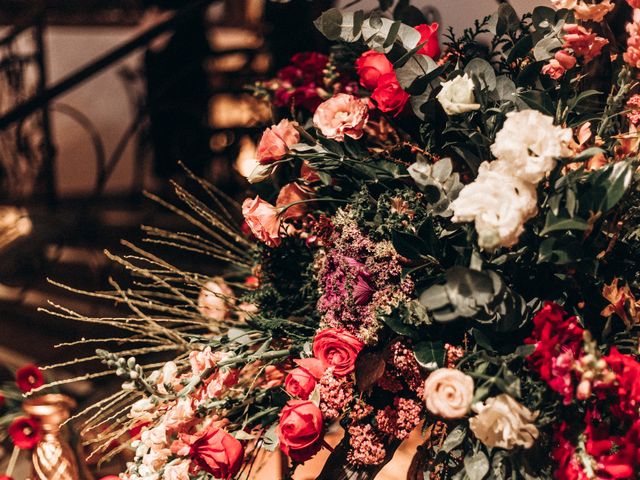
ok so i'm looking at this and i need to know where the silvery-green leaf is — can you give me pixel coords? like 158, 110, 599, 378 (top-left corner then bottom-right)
440, 425, 467, 453
464, 451, 490, 480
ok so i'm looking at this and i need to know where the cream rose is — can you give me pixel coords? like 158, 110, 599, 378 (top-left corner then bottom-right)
436, 74, 480, 115
469, 394, 539, 450
313, 93, 369, 141
423, 368, 474, 419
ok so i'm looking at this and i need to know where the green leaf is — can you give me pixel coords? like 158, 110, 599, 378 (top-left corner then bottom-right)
532, 6, 557, 29
261, 423, 279, 451
585, 160, 634, 212
392, 229, 429, 260
517, 90, 554, 116
464, 451, 490, 480
413, 340, 446, 370
382, 314, 419, 338
533, 34, 562, 61
540, 213, 589, 236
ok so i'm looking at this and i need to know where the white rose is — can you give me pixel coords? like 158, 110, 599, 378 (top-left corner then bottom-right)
491, 110, 572, 183
423, 368, 475, 419
451, 161, 538, 250
469, 394, 539, 450
437, 74, 481, 115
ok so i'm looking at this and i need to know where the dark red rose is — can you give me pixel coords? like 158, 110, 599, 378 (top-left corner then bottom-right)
9, 416, 42, 449
291, 52, 328, 83
0, 392, 5, 409
415, 23, 441, 59
16, 364, 44, 393
277, 65, 303, 84
370, 73, 409, 117
285, 367, 317, 400
355, 50, 395, 91
278, 400, 324, 462
312, 328, 364, 377
525, 302, 584, 403
176, 426, 243, 479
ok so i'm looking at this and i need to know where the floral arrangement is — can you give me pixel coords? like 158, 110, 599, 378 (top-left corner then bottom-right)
39, 0, 640, 479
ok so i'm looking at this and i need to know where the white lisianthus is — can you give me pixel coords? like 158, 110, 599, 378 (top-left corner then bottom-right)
451, 161, 538, 251
491, 110, 572, 183
246, 162, 273, 184
437, 74, 481, 115
469, 394, 539, 450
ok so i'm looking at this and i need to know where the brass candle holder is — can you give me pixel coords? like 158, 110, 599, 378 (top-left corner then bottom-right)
22, 394, 80, 480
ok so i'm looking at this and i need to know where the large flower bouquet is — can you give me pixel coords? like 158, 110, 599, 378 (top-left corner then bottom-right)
41, 1, 640, 479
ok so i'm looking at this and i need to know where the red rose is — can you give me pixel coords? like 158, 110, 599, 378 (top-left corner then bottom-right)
0, 393, 5, 409
177, 426, 243, 479
415, 23, 441, 59
278, 400, 324, 462
0, 476, 14, 480
355, 50, 394, 90
370, 73, 409, 117
603, 348, 640, 418
15, 364, 43, 393
285, 368, 317, 400
8, 416, 41, 449
312, 328, 364, 377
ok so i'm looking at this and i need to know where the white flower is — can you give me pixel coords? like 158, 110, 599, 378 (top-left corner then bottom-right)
469, 394, 539, 450
437, 74, 481, 115
491, 110, 572, 183
451, 161, 538, 250
246, 162, 273, 184
163, 459, 191, 480
129, 398, 155, 421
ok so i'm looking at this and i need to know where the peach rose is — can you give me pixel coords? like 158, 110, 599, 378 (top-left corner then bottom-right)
163, 459, 191, 480
312, 93, 369, 141
242, 196, 282, 247
276, 183, 312, 220
469, 394, 539, 450
198, 278, 235, 322
423, 368, 474, 419
257, 119, 300, 164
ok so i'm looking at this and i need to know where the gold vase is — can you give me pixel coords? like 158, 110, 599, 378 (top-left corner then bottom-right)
22, 394, 80, 480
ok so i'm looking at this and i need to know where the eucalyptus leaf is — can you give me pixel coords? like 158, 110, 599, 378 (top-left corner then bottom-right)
413, 340, 446, 370
440, 425, 467, 453
464, 451, 490, 480
464, 58, 497, 91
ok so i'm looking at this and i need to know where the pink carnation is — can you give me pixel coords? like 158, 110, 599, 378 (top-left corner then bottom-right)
312, 93, 369, 141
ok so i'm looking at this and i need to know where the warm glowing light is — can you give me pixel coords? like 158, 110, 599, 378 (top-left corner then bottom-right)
234, 136, 258, 178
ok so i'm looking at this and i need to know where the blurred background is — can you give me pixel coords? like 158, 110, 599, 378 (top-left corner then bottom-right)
0, 0, 543, 477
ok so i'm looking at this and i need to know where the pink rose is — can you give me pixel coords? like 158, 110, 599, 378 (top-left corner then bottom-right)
242, 196, 282, 247
285, 367, 317, 400
278, 400, 324, 462
276, 183, 312, 220
312, 93, 369, 141
256, 119, 300, 164
562, 24, 608, 63
371, 73, 410, 117
415, 23, 441, 59
312, 328, 364, 377
355, 50, 395, 90
198, 278, 235, 322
